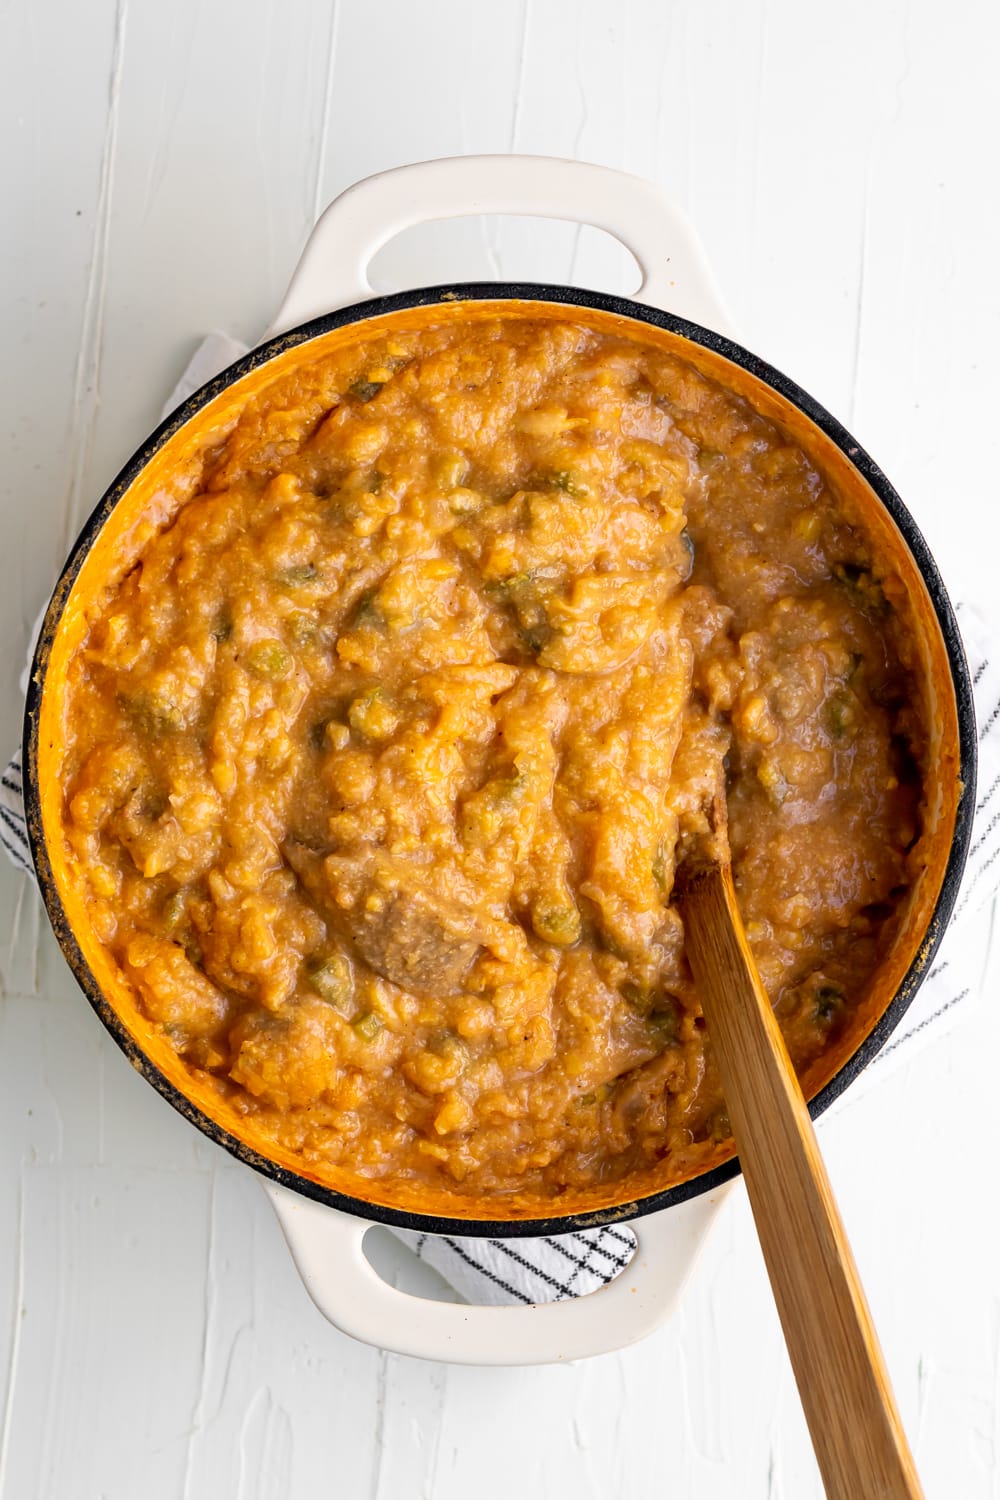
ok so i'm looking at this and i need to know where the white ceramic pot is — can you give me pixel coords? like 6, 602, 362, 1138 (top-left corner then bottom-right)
25, 154, 974, 1367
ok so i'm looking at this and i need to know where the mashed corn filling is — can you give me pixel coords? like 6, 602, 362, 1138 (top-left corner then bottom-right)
59, 316, 924, 1203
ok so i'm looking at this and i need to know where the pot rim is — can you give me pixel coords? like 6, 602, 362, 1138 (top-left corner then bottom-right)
23, 281, 978, 1238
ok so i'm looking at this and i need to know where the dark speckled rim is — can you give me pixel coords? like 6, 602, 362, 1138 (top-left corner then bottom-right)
22, 282, 977, 1237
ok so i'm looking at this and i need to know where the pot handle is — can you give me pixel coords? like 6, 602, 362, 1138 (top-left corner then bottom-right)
268, 154, 735, 336
264, 1180, 724, 1365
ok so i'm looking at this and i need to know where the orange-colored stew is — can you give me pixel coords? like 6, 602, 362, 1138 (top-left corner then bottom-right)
53, 312, 928, 1210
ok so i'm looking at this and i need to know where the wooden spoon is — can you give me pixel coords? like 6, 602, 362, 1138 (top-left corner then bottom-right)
675, 797, 924, 1500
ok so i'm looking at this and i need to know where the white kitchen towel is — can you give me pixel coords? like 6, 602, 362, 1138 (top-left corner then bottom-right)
4, 335, 999, 1307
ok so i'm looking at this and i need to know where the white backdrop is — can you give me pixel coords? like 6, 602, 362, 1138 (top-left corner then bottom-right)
1, 2, 999, 1495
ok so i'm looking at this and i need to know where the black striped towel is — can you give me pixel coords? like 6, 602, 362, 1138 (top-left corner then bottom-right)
3, 336, 998, 1307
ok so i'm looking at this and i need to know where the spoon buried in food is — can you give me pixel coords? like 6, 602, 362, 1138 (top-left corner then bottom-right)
675, 789, 924, 1500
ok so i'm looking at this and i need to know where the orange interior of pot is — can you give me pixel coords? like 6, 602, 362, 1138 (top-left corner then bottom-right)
32, 300, 964, 1223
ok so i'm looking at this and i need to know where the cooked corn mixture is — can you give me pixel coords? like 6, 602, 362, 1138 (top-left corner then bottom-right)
59, 315, 924, 1204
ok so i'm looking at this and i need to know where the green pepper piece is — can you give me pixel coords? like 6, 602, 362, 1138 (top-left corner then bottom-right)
648, 1006, 679, 1047
517, 623, 551, 657
349, 588, 384, 629
163, 891, 187, 933
307, 954, 354, 1012
488, 771, 525, 806
349, 379, 383, 403
576, 1081, 614, 1107
547, 470, 588, 497
162, 888, 200, 965
288, 612, 320, 647
531, 903, 581, 947
620, 981, 654, 1014
246, 641, 293, 680
428, 1029, 469, 1066
597, 929, 630, 961
352, 1011, 383, 1041
119, 689, 185, 733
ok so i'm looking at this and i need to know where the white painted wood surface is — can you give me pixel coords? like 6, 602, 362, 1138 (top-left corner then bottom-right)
2, 1, 999, 1494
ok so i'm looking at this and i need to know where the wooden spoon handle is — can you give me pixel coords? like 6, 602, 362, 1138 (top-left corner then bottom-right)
679, 861, 923, 1500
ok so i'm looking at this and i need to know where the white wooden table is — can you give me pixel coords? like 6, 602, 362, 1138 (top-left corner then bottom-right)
2, 2, 999, 1494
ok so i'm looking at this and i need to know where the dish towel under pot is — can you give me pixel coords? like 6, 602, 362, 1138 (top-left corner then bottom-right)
4, 335, 999, 1307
